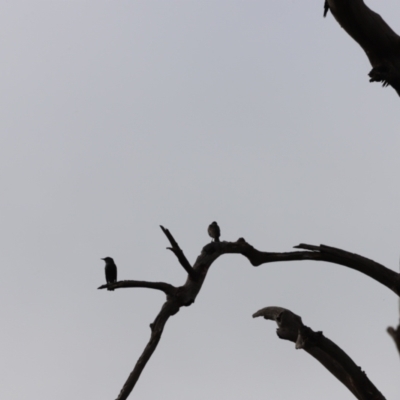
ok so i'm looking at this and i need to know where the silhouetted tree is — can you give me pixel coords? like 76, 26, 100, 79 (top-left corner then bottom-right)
99, 225, 400, 400
97, 2, 400, 398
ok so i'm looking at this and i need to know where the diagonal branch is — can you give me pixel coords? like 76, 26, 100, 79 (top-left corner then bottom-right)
116, 299, 180, 400
160, 225, 197, 279
98, 280, 176, 296
324, 0, 400, 96
253, 306, 386, 400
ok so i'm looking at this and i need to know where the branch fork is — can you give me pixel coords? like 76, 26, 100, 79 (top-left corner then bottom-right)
97, 225, 400, 399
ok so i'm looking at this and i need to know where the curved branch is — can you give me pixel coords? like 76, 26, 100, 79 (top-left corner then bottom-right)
325, 0, 400, 95
253, 306, 386, 400
98, 280, 176, 296
221, 239, 400, 296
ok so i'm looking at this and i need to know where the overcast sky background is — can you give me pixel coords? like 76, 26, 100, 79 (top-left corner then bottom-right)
1, 1, 400, 399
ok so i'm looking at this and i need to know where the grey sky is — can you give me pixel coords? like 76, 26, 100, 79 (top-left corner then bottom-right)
1, 1, 400, 399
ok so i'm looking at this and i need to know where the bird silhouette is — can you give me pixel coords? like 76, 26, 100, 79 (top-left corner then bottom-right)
208, 221, 220, 242
101, 257, 117, 291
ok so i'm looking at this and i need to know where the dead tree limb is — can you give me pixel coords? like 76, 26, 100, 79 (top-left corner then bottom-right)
98, 229, 400, 400
324, 0, 400, 96
231, 240, 400, 295
104, 228, 224, 400
115, 299, 180, 400
98, 280, 176, 296
253, 306, 386, 400
223, 239, 400, 295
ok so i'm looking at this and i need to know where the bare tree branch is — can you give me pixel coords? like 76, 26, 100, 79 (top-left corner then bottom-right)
325, 0, 400, 96
111, 232, 223, 400
222, 239, 400, 296
116, 299, 180, 400
160, 225, 197, 279
98, 280, 176, 296
253, 306, 386, 400
102, 232, 400, 399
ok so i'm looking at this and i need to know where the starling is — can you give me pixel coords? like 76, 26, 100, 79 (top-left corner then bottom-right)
208, 221, 220, 242
101, 257, 117, 291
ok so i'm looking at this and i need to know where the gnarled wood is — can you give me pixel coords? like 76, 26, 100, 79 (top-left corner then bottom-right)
99, 228, 400, 399
254, 306, 386, 400
109, 228, 223, 400
160, 225, 196, 279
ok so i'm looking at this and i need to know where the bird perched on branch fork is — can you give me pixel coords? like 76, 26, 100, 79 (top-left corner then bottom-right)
101, 257, 117, 290
208, 221, 220, 242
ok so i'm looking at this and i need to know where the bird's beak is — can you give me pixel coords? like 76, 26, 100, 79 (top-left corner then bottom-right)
101, 258, 105, 260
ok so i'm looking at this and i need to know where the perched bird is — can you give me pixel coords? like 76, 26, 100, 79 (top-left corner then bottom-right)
208, 221, 220, 242
101, 257, 117, 291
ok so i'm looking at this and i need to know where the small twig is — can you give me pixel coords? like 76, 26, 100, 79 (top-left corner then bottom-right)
387, 253, 400, 356
323, 0, 329, 18
116, 300, 180, 400
254, 306, 386, 400
160, 225, 197, 279
387, 325, 400, 357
